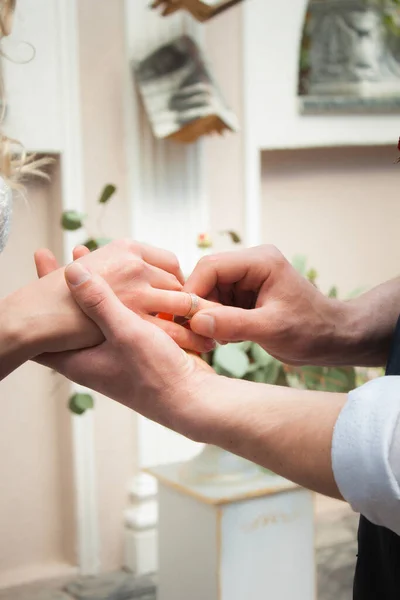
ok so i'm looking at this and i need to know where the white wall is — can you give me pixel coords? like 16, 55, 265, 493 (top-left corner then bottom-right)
2, 0, 63, 152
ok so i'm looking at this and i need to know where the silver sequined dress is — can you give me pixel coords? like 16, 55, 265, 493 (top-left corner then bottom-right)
0, 176, 12, 253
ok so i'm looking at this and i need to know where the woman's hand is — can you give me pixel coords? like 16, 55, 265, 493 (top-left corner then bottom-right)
32, 238, 217, 356
1, 239, 215, 381
38, 262, 221, 440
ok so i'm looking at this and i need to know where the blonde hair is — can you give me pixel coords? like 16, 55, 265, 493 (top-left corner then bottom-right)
0, 0, 51, 189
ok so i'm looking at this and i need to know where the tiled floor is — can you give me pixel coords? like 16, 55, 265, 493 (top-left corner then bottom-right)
315, 495, 359, 600
0, 496, 359, 600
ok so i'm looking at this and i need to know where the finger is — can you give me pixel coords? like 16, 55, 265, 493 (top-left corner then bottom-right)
140, 243, 185, 285
145, 315, 215, 353
34, 248, 59, 278
145, 289, 218, 317
147, 264, 183, 292
184, 249, 272, 301
190, 306, 265, 344
65, 262, 138, 338
73, 245, 91, 261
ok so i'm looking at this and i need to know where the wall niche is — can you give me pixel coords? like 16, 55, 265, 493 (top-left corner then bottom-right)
298, 0, 400, 114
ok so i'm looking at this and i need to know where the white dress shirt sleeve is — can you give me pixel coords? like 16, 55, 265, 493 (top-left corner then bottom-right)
332, 376, 400, 535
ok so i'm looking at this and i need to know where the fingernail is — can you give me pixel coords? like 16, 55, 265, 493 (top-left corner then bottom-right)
65, 262, 91, 286
194, 314, 215, 337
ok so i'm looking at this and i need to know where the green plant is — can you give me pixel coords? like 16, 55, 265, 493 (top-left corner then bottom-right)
61, 183, 116, 251
61, 183, 117, 415
203, 255, 371, 394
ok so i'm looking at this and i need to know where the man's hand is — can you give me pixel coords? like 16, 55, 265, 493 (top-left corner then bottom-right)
38, 262, 219, 440
184, 245, 360, 366
39, 261, 344, 500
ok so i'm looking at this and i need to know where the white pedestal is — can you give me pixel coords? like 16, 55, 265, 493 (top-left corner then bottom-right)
148, 463, 316, 600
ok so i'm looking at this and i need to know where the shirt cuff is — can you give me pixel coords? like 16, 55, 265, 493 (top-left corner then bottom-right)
332, 376, 400, 535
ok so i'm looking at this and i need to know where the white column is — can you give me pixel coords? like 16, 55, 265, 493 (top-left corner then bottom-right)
57, 0, 100, 575
242, 3, 262, 248
149, 463, 315, 600
122, 0, 208, 574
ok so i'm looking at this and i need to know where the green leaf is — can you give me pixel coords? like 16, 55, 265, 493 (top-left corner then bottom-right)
322, 367, 356, 393
275, 367, 291, 387
237, 341, 252, 352
298, 365, 325, 390
99, 184, 117, 204
306, 268, 318, 284
213, 344, 250, 379
83, 238, 112, 252
261, 360, 282, 384
95, 237, 113, 247
291, 254, 307, 276
246, 361, 282, 384
328, 286, 338, 298
244, 368, 268, 383
285, 372, 305, 389
83, 238, 99, 251
61, 210, 86, 231
250, 344, 275, 367
220, 230, 242, 244
68, 393, 94, 415
246, 362, 261, 373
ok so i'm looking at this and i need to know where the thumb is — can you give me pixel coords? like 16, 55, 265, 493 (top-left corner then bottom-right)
65, 262, 133, 338
190, 306, 263, 343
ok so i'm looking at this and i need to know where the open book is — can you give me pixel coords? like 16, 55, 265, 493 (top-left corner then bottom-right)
151, 0, 243, 22
134, 35, 238, 143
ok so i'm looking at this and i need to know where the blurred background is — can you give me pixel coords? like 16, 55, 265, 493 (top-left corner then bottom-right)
1, 0, 400, 598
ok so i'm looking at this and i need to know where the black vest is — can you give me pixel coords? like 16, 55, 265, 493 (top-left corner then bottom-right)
353, 318, 400, 599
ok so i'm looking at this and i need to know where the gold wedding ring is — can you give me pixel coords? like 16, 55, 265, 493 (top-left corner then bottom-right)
183, 292, 200, 320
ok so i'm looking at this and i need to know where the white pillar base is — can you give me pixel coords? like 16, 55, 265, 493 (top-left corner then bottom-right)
124, 527, 158, 576
148, 462, 316, 600
123, 473, 158, 576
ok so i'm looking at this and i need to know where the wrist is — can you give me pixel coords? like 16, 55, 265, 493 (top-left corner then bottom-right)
184, 374, 253, 445
2, 288, 50, 357
339, 296, 394, 366
304, 297, 376, 366
26, 272, 103, 355
0, 293, 43, 379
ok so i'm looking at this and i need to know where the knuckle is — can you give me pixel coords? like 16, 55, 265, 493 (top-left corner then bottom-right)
166, 326, 180, 344
168, 275, 182, 291
118, 237, 139, 254
262, 244, 283, 262
167, 252, 180, 273
83, 288, 108, 312
263, 304, 289, 336
197, 254, 217, 269
119, 256, 146, 281
130, 257, 146, 278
